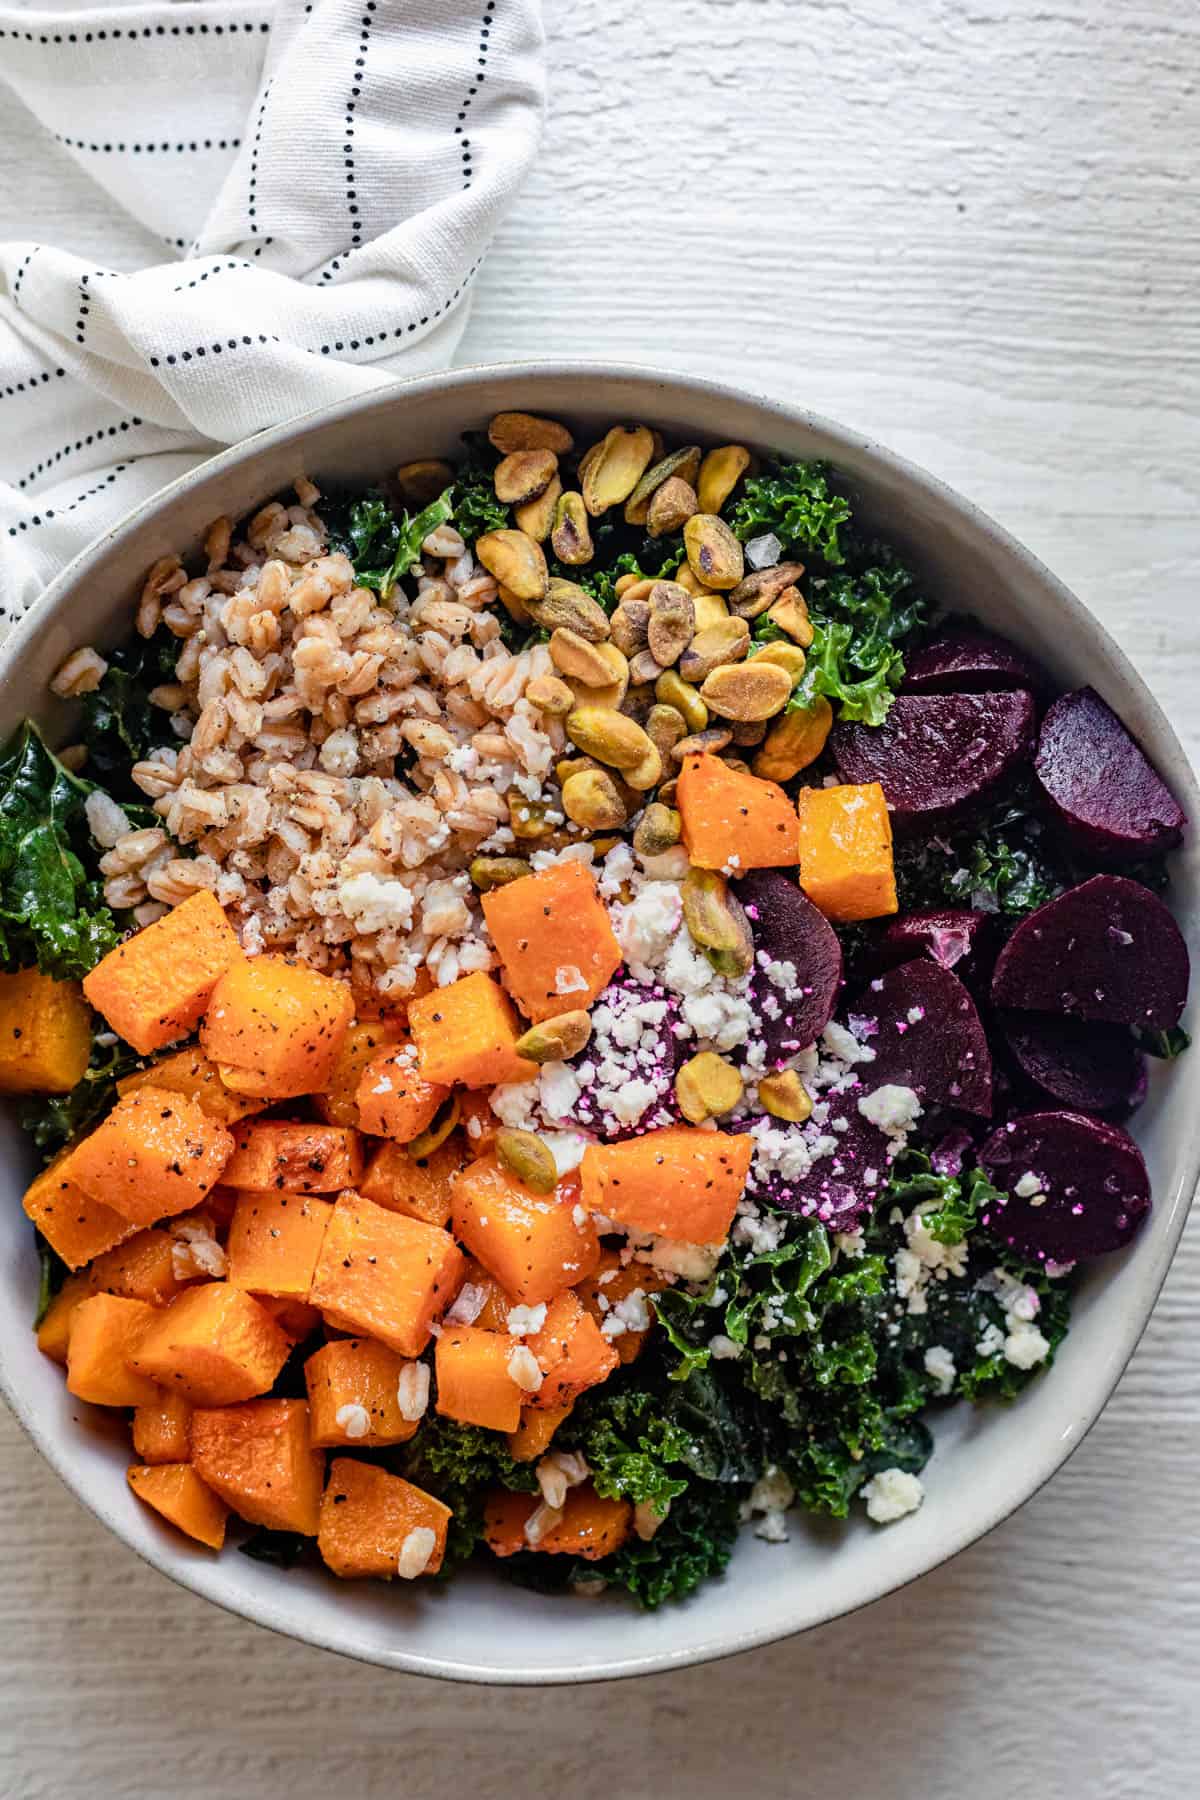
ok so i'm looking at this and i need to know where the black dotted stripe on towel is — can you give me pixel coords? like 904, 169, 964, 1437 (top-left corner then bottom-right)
247, 80, 273, 236
343, 5, 376, 250
6, 466, 128, 538
455, 1, 495, 190
311, 261, 481, 355
57, 135, 241, 155
171, 246, 275, 294
16, 419, 144, 492
75, 273, 89, 347
11, 248, 36, 307
1, 369, 66, 405
149, 333, 282, 369
0, 23, 271, 42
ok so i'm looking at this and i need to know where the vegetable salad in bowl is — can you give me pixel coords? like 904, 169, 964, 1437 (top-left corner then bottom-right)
2, 408, 1189, 1608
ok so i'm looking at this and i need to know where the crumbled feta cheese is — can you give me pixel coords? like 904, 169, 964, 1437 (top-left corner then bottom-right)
834, 1228, 866, 1259
507, 1345, 544, 1392
396, 1525, 437, 1579
857, 1083, 922, 1135
862, 1467, 924, 1524
337, 871, 415, 933
708, 1334, 744, 1360
1004, 1319, 1051, 1369
396, 1362, 431, 1421
599, 1289, 651, 1339
506, 1302, 547, 1338
537, 1060, 582, 1121
634, 1237, 723, 1281
542, 1130, 589, 1176
613, 881, 683, 971
975, 1322, 1005, 1358
893, 1202, 969, 1315
923, 1344, 957, 1397
335, 1402, 371, 1440
821, 1021, 876, 1065
1014, 1170, 1044, 1199
742, 1466, 795, 1542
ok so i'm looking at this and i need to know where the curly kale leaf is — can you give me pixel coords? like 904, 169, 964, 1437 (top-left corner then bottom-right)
34, 1235, 69, 1327
570, 546, 681, 611
238, 1529, 311, 1569
597, 1482, 743, 1608
892, 787, 1065, 917
80, 627, 180, 799
397, 1415, 537, 1567
0, 721, 119, 980
793, 560, 931, 727
19, 1035, 142, 1162
334, 489, 455, 599
729, 460, 853, 565
885, 1151, 1007, 1247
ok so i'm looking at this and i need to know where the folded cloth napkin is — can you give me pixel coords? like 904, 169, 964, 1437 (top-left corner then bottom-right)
0, 0, 544, 623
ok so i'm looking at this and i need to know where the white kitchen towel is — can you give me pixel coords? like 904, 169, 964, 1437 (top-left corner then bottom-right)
0, 0, 544, 623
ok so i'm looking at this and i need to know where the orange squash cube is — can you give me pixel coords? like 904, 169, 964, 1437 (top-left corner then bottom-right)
506, 1401, 574, 1463
132, 1392, 193, 1464
257, 1295, 322, 1342
456, 1090, 499, 1156
677, 751, 799, 871
117, 1046, 266, 1125
797, 780, 897, 922
314, 1015, 406, 1128
0, 967, 91, 1094
304, 1337, 421, 1448
34, 1272, 90, 1364
88, 1227, 192, 1307
127, 1463, 228, 1549
191, 1398, 325, 1535
481, 861, 623, 1022
201, 954, 354, 1099
451, 1154, 600, 1304
225, 1191, 334, 1299
407, 971, 536, 1089
526, 1290, 619, 1410
317, 1458, 451, 1580
66, 1293, 163, 1407
483, 1484, 632, 1561
577, 1251, 670, 1364
128, 1283, 290, 1405
359, 1135, 466, 1228
435, 1325, 524, 1432
84, 890, 242, 1056
579, 1127, 752, 1244
355, 1045, 449, 1143
450, 1257, 514, 1331
308, 1191, 464, 1357
22, 1155, 134, 1270
62, 1084, 233, 1227
222, 1120, 363, 1194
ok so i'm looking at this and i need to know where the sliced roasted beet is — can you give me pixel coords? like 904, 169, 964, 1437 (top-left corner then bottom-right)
854, 959, 993, 1116
736, 870, 843, 1065
1002, 1011, 1146, 1115
871, 907, 999, 991
978, 1110, 1150, 1261
991, 874, 1189, 1032
832, 691, 1036, 823
744, 1107, 895, 1234
903, 629, 1044, 695
1035, 687, 1185, 862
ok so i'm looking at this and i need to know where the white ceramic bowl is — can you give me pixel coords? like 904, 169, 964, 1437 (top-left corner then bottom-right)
1, 363, 1196, 1684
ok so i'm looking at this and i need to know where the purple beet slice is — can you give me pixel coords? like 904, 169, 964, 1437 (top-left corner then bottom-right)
832, 691, 1036, 823
1002, 1011, 1146, 1114
854, 959, 994, 1115
991, 874, 1189, 1032
736, 870, 843, 1065
743, 1106, 895, 1234
1035, 687, 1185, 862
871, 907, 999, 991
978, 1110, 1151, 1261
903, 629, 1044, 695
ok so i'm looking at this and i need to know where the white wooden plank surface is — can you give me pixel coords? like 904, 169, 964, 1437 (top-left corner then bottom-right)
2, 1, 1198, 1794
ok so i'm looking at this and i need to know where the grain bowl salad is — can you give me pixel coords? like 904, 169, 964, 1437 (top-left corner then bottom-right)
2, 412, 1190, 1605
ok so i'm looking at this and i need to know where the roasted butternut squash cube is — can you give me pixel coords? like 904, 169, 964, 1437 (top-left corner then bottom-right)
191, 1397, 325, 1535
677, 751, 799, 871
450, 1153, 600, 1304
128, 1283, 290, 1405
83, 890, 242, 1056
62, 1084, 233, 1227
407, 971, 536, 1089
257, 1295, 322, 1342
483, 1484, 632, 1561
35, 1271, 90, 1365
88, 1227, 191, 1307
506, 1401, 574, 1463
222, 1121, 363, 1194
0, 967, 91, 1094
304, 1337, 421, 1448
456, 1090, 499, 1156
480, 860, 623, 1022
308, 1191, 464, 1357
526, 1289, 619, 1410
797, 780, 897, 922
355, 1044, 449, 1143
66, 1293, 163, 1407
577, 1251, 670, 1364
579, 1127, 752, 1245
225, 1191, 334, 1299
127, 1462, 228, 1549
117, 1045, 267, 1125
435, 1325, 524, 1432
22, 1155, 134, 1270
132, 1392, 193, 1464
314, 1015, 406, 1128
317, 1458, 450, 1580
201, 954, 354, 1099
359, 1135, 466, 1228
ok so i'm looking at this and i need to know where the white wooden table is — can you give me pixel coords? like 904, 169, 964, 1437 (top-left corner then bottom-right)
2, 2, 1197, 1794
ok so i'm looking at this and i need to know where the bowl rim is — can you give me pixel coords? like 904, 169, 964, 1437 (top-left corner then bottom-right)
2, 356, 1198, 1685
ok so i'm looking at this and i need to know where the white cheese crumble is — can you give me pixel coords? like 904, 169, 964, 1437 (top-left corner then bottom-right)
396, 1525, 437, 1579
893, 1202, 969, 1315
507, 1345, 544, 1393
555, 963, 589, 995
923, 1344, 957, 1397
633, 1237, 724, 1282
396, 1362, 431, 1422
708, 1334, 744, 1360
862, 1467, 924, 1524
741, 1466, 795, 1542
337, 870, 415, 933
334, 1402, 371, 1441
613, 880, 683, 972
599, 1288, 651, 1339
506, 1302, 548, 1338
444, 1282, 488, 1326
857, 1083, 923, 1135
1014, 1170, 1044, 1199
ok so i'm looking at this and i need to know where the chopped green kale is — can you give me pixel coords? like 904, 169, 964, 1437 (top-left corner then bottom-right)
19, 1035, 142, 1162
80, 627, 179, 800
335, 489, 455, 599
730, 460, 853, 565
